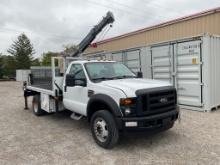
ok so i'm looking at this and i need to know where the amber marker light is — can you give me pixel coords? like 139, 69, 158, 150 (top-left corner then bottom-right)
120, 98, 135, 106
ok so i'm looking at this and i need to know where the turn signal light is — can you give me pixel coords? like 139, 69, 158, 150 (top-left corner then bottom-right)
120, 98, 135, 105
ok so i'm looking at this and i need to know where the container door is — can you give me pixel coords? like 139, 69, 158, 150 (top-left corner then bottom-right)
124, 49, 141, 72
111, 52, 123, 63
174, 40, 202, 106
151, 45, 173, 84
87, 53, 106, 60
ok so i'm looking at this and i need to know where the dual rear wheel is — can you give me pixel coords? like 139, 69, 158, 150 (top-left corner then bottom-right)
32, 95, 46, 116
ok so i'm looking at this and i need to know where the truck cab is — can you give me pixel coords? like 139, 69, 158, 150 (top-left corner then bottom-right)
62, 60, 179, 148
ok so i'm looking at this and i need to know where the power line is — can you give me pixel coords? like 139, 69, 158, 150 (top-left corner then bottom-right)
141, 0, 186, 15
105, 0, 167, 19
85, 0, 162, 22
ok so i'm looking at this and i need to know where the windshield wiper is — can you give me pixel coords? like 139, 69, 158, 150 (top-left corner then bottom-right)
91, 77, 115, 81
112, 75, 136, 79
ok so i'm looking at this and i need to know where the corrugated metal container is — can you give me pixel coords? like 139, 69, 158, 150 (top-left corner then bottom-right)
16, 69, 31, 81
150, 34, 220, 111
87, 34, 220, 112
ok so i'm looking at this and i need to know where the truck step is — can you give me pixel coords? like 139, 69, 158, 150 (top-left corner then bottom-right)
70, 112, 83, 120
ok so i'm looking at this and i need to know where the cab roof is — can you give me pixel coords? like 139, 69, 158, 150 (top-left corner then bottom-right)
72, 60, 116, 64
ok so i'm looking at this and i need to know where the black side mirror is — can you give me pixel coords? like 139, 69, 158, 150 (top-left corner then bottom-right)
66, 74, 75, 86
66, 74, 87, 87
75, 79, 87, 87
137, 71, 143, 78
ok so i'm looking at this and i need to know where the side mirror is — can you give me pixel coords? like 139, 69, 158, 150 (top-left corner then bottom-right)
66, 74, 87, 87
66, 74, 75, 87
75, 79, 87, 87
137, 71, 143, 78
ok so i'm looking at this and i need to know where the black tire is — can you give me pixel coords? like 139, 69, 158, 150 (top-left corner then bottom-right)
32, 95, 46, 116
91, 110, 119, 149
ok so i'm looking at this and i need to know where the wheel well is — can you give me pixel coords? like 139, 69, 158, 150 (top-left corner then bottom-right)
87, 101, 112, 122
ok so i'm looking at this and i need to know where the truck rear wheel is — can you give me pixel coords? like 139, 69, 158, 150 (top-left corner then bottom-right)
32, 95, 46, 116
91, 110, 119, 149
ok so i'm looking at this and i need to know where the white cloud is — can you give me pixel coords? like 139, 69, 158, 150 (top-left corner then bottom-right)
0, 0, 220, 57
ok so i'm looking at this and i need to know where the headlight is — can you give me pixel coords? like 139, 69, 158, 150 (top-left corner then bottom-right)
120, 98, 136, 116
124, 108, 131, 115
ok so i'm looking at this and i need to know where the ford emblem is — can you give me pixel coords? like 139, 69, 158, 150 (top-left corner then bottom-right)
160, 97, 168, 103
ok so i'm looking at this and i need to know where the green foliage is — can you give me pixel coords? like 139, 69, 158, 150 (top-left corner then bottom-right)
39, 44, 77, 67
7, 33, 35, 69
31, 58, 40, 66
0, 54, 3, 79
63, 44, 77, 55
0, 55, 16, 78
41, 51, 59, 66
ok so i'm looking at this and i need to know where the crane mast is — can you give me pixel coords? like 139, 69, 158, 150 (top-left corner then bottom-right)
71, 11, 114, 57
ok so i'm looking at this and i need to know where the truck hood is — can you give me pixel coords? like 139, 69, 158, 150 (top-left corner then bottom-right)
100, 78, 171, 97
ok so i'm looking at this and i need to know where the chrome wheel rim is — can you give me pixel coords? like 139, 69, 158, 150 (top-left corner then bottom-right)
94, 117, 109, 143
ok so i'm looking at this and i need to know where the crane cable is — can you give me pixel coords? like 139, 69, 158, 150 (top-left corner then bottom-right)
97, 24, 112, 42
93, 25, 108, 43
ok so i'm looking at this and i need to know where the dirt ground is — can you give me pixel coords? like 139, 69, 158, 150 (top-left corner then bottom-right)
0, 81, 220, 165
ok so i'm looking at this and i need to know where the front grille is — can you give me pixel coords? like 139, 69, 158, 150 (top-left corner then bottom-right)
136, 87, 176, 116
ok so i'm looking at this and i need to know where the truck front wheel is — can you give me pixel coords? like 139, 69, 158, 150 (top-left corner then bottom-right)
91, 110, 119, 149
32, 95, 46, 116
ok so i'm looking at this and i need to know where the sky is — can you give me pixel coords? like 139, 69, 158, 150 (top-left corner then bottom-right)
0, 0, 220, 58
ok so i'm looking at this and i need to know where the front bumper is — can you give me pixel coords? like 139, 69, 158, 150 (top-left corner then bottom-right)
116, 109, 179, 131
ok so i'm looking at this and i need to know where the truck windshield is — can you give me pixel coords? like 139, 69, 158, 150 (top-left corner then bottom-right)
85, 62, 136, 82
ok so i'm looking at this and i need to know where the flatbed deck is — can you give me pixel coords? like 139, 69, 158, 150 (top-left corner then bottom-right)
26, 85, 55, 96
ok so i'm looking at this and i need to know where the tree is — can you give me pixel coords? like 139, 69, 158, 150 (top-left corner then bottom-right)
7, 33, 35, 69
41, 51, 59, 66
63, 44, 77, 55
0, 55, 16, 78
0, 54, 3, 78
31, 58, 40, 66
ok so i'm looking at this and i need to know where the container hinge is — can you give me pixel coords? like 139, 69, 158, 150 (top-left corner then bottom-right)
200, 61, 204, 65
172, 72, 176, 76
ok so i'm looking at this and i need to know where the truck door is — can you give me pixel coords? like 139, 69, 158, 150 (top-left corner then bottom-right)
63, 64, 88, 115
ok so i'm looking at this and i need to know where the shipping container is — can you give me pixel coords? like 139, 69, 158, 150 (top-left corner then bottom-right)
87, 34, 220, 112
150, 34, 220, 111
16, 69, 31, 82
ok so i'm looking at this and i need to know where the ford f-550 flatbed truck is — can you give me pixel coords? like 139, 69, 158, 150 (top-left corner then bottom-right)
23, 11, 179, 149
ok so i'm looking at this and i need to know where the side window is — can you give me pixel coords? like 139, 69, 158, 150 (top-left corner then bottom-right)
69, 64, 86, 79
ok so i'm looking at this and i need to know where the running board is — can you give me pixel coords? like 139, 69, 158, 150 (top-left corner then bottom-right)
70, 112, 83, 120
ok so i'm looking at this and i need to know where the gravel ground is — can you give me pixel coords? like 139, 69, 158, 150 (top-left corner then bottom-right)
0, 81, 220, 165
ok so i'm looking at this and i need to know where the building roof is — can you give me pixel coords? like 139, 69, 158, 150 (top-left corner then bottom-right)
96, 7, 220, 45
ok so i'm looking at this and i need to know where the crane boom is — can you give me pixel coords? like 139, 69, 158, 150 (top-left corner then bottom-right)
71, 11, 114, 57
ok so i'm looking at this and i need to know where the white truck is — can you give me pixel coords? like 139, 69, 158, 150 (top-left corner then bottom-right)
23, 12, 179, 149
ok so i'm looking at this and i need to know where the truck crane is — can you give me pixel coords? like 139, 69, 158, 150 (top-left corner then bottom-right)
23, 11, 179, 149
71, 11, 114, 57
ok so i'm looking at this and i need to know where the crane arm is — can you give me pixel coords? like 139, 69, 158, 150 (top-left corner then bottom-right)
71, 11, 114, 57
